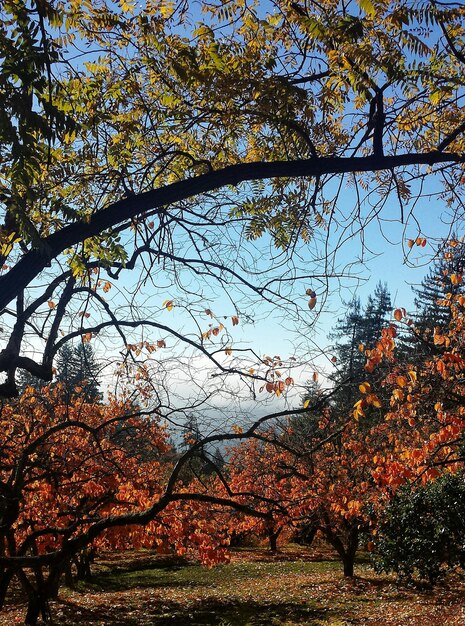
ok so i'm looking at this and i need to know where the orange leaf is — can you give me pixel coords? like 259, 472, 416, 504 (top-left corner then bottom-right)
47, 300, 56, 309
359, 381, 371, 394
308, 296, 317, 310
393, 308, 403, 321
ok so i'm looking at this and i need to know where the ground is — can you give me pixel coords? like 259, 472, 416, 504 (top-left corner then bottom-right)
1, 545, 465, 625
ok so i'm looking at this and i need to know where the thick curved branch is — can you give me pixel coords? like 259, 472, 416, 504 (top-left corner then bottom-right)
1, 152, 464, 312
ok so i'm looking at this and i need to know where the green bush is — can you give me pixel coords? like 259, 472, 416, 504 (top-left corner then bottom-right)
375, 473, 465, 585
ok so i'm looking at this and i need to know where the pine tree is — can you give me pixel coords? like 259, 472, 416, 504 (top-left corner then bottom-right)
329, 282, 392, 418
330, 284, 391, 381
16, 370, 45, 394
55, 343, 101, 404
402, 239, 465, 359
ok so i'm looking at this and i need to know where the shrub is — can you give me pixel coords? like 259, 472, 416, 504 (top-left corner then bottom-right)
375, 473, 465, 585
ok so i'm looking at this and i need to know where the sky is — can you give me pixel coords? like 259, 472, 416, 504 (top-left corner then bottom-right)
3, 0, 464, 438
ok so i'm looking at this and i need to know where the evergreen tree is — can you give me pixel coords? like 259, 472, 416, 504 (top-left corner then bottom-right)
55, 343, 101, 404
17, 370, 46, 394
329, 282, 392, 419
401, 239, 465, 360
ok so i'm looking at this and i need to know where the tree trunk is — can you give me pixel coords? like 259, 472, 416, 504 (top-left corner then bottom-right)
267, 527, 281, 553
0, 568, 14, 609
48, 564, 63, 599
342, 555, 355, 577
322, 522, 359, 577
25, 588, 51, 626
64, 561, 74, 588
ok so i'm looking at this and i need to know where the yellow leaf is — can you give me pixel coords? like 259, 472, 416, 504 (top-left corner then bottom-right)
162, 299, 174, 311
359, 381, 371, 394
303, 399, 311, 409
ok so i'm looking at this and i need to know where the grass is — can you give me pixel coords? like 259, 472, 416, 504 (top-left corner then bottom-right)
1, 545, 465, 625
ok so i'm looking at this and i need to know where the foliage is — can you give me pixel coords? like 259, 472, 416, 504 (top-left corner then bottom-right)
54, 342, 101, 403
375, 473, 465, 585
329, 282, 392, 421
400, 238, 465, 361
1, 1, 465, 394
0, 385, 240, 624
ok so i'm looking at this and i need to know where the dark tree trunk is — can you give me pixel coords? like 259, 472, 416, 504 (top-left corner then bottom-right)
322, 522, 359, 577
0, 568, 14, 609
25, 588, 51, 626
268, 528, 282, 552
64, 561, 74, 588
342, 555, 354, 577
48, 564, 63, 599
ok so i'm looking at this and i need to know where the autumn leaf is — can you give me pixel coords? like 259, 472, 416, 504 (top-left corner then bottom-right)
359, 381, 371, 394
231, 315, 239, 326
393, 308, 403, 321
162, 299, 174, 311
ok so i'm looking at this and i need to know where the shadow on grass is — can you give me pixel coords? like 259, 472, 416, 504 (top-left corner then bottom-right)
53, 596, 332, 625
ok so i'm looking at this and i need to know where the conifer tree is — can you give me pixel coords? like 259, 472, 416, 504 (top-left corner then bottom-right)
55, 343, 101, 404
402, 239, 465, 359
329, 282, 392, 418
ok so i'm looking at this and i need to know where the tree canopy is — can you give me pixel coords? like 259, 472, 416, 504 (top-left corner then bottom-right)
1, 0, 465, 396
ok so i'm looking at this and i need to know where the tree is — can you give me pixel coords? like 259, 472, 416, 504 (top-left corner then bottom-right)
2, 3, 465, 616
400, 238, 465, 360
55, 342, 101, 404
375, 473, 465, 585
0, 383, 285, 625
1, 1, 465, 396
328, 282, 392, 420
